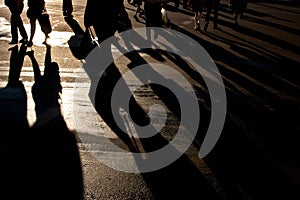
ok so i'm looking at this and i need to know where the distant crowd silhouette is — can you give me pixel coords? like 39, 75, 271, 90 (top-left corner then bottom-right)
4, 0, 249, 48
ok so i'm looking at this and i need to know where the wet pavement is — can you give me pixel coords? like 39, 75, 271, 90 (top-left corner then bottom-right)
0, 0, 300, 199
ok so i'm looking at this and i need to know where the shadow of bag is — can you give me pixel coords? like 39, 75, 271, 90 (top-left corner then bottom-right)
68, 26, 99, 60
38, 11, 52, 35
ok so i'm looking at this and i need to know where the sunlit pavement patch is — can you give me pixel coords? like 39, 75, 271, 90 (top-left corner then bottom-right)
0, 17, 11, 38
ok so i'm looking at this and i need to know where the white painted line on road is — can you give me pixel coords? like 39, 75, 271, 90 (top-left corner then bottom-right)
182, 20, 192, 25
0, 66, 80, 72
0, 71, 81, 79
0, 66, 88, 83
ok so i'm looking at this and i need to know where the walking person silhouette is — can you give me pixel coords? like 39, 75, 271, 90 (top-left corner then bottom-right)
188, 0, 205, 31
4, 0, 28, 44
26, 0, 52, 46
84, 0, 132, 42
230, 0, 248, 26
204, 0, 220, 31
144, 0, 162, 27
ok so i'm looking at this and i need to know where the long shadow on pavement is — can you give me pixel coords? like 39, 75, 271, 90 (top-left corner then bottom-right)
0, 44, 84, 200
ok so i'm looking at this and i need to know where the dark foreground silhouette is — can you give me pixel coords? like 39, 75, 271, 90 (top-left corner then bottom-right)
0, 44, 84, 200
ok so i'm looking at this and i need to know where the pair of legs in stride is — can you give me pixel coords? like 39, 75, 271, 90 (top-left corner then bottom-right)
231, 0, 248, 26
9, 12, 28, 44
27, 17, 49, 47
6, 1, 28, 44
204, 0, 220, 31
194, 10, 202, 30
188, 0, 205, 31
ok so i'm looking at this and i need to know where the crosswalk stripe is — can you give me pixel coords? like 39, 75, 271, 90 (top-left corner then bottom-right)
0, 66, 80, 72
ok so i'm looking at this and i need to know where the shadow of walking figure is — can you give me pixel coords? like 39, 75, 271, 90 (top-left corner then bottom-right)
0, 44, 29, 131
24, 44, 84, 200
0, 43, 31, 199
28, 44, 62, 126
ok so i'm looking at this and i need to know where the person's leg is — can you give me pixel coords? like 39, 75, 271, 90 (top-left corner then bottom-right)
174, 0, 180, 9
9, 13, 19, 44
213, 0, 220, 29
16, 14, 28, 42
235, 11, 241, 25
63, 0, 73, 17
194, 11, 200, 30
153, 2, 162, 27
182, 0, 188, 9
144, 2, 152, 27
28, 18, 36, 46
204, 0, 212, 31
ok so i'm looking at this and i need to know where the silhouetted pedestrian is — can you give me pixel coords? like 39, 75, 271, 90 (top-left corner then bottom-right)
144, 0, 162, 27
188, 0, 205, 30
84, 0, 131, 42
26, 0, 51, 46
230, 0, 248, 26
5, 0, 28, 44
204, 0, 220, 31
161, 1, 171, 28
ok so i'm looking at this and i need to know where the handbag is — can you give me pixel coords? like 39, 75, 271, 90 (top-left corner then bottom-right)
38, 10, 52, 35
68, 26, 99, 60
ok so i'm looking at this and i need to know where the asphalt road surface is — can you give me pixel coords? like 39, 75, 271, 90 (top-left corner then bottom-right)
0, 0, 300, 199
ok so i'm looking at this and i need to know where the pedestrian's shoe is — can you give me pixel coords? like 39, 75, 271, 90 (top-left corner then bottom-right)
19, 38, 28, 44
63, 10, 73, 18
27, 40, 33, 47
8, 45, 18, 51
8, 40, 18, 45
203, 23, 208, 32
213, 24, 220, 30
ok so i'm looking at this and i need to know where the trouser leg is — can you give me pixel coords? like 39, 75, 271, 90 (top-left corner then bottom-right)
16, 14, 28, 39
213, 0, 220, 27
10, 13, 19, 41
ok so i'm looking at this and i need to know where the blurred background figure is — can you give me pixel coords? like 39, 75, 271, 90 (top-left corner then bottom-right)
4, 0, 28, 44
204, 0, 220, 31
230, 0, 248, 26
174, 0, 188, 9
144, 0, 162, 27
161, 1, 171, 29
188, 0, 205, 30
84, 0, 131, 42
